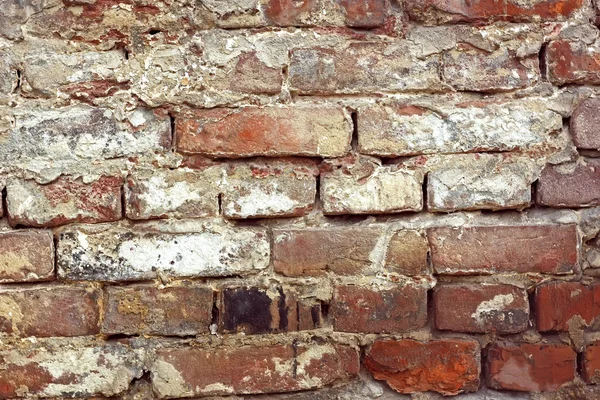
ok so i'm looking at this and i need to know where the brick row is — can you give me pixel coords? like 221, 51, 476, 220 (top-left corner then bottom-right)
0, 223, 578, 283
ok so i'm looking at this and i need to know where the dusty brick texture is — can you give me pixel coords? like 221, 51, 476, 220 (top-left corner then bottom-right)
1, 0, 600, 399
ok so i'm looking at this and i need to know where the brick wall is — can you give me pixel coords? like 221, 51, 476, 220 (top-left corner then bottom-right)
2, 0, 600, 399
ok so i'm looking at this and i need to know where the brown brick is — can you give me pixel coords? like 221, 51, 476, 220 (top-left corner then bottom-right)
406, 0, 583, 23
175, 106, 351, 158
571, 98, 600, 149
6, 176, 122, 227
331, 285, 427, 333
429, 225, 578, 275
152, 343, 359, 397
583, 342, 600, 384
487, 342, 576, 391
273, 227, 382, 276
384, 230, 429, 276
536, 160, 600, 208
546, 40, 600, 85
228, 52, 283, 94
442, 44, 539, 92
0, 286, 100, 337
535, 282, 600, 331
365, 339, 480, 395
0, 230, 54, 283
102, 284, 213, 336
289, 42, 442, 94
434, 284, 529, 333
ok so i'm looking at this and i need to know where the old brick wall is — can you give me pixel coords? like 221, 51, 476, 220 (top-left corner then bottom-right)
3, 0, 600, 399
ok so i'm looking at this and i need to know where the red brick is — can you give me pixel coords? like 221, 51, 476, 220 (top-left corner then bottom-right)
535, 282, 600, 331
384, 230, 429, 276
340, 0, 388, 27
365, 339, 480, 395
406, 0, 583, 23
571, 98, 600, 149
288, 42, 442, 94
6, 176, 122, 227
102, 284, 213, 336
219, 286, 323, 334
434, 284, 529, 333
0, 230, 54, 283
175, 106, 351, 158
442, 44, 539, 92
263, 0, 319, 25
429, 225, 578, 275
152, 343, 359, 397
273, 227, 382, 276
331, 284, 427, 333
487, 342, 576, 391
583, 342, 600, 384
0, 342, 144, 399
536, 160, 600, 208
546, 40, 600, 85
0, 286, 100, 337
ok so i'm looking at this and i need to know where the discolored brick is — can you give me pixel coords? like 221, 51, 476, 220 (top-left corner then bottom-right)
7, 176, 123, 228
102, 284, 213, 336
0, 286, 100, 337
434, 284, 529, 333
583, 342, 600, 384
175, 106, 352, 158
535, 282, 600, 331
0, 230, 54, 283
571, 98, 600, 149
365, 339, 480, 395
273, 227, 383, 276
152, 343, 359, 397
488, 342, 576, 392
536, 160, 600, 208
429, 224, 578, 275
546, 40, 600, 85
331, 284, 427, 333
384, 230, 429, 276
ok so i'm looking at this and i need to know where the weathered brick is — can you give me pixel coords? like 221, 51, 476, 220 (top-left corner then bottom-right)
536, 160, 600, 208
442, 45, 539, 92
0, 230, 54, 283
384, 230, 429, 276
125, 167, 222, 220
152, 343, 359, 397
102, 284, 213, 336
1, 106, 170, 168
226, 52, 283, 94
546, 40, 600, 85
289, 42, 443, 94
487, 343, 576, 392
427, 154, 537, 211
0, 286, 100, 337
340, 0, 389, 27
331, 284, 427, 333
358, 100, 561, 157
571, 98, 600, 149
321, 157, 423, 215
0, 52, 16, 97
263, 0, 330, 26
365, 339, 480, 395
222, 160, 318, 218
175, 106, 351, 158
21, 50, 125, 97
583, 342, 600, 384
406, 0, 583, 24
57, 225, 270, 281
273, 227, 382, 276
0, 343, 144, 399
535, 282, 600, 331
0, 0, 44, 40
219, 286, 322, 334
7, 176, 122, 228
433, 284, 529, 333
429, 224, 578, 274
